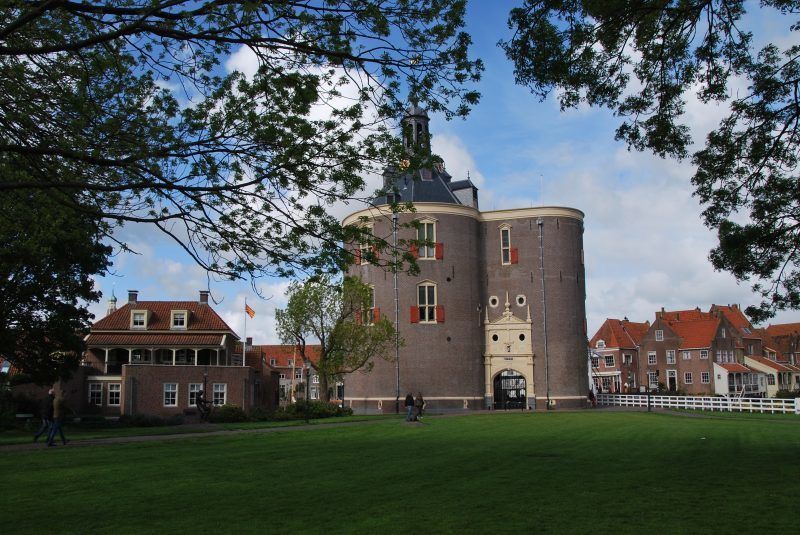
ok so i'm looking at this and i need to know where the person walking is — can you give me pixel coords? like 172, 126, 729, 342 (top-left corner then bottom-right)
404, 392, 415, 421
33, 389, 55, 442
46, 392, 68, 447
414, 392, 425, 421
196, 390, 211, 422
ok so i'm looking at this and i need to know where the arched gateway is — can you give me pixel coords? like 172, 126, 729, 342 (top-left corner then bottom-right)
484, 294, 535, 409
493, 370, 527, 410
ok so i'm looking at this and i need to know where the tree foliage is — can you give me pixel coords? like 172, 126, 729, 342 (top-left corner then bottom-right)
0, 0, 482, 283
276, 275, 398, 402
0, 189, 111, 383
502, 0, 800, 321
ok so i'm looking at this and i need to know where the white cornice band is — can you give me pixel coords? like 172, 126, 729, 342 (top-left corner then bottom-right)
342, 203, 584, 226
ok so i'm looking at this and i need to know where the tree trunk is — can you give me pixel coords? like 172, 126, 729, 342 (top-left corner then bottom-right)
319, 373, 331, 402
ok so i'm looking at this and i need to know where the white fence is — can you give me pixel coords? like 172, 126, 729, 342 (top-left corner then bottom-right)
597, 393, 799, 415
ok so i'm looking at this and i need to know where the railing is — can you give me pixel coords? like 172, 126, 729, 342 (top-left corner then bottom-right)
597, 394, 799, 415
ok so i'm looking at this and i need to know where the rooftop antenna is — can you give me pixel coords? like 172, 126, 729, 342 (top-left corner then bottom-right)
539, 173, 544, 206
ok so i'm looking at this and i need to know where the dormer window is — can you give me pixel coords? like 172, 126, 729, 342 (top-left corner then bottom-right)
596, 340, 606, 349
171, 310, 188, 330
131, 310, 148, 329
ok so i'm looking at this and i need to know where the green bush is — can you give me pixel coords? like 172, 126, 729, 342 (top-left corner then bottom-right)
248, 406, 273, 421
118, 414, 167, 427
209, 404, 248, 423
774, 390, 800, 399
275, 400, 353, 420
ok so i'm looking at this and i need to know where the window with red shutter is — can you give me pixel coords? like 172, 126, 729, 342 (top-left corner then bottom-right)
410, 306, 419, 323
510, 247, 519, 264
372, 307, 380, 323
410, 243, 419, 259
436, 305, 445, 323
435, 242, 444, 260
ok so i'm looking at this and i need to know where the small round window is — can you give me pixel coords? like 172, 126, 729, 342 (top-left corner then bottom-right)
516, 294, 526, 306
519, 333, 526, 341
489, 296, 499, 308
492, 334, 499, 342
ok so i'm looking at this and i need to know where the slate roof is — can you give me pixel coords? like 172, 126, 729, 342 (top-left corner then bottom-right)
374, 167, 462, 205
93, 301, 234, 332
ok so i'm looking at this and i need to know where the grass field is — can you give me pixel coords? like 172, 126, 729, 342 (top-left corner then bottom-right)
3, 411, 799, 534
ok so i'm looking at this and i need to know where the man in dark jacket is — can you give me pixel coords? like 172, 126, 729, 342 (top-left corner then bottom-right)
33, 389, 54, 442
404, 392, 415, 421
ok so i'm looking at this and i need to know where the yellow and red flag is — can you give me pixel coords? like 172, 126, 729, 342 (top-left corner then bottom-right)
245, 303, 255, 318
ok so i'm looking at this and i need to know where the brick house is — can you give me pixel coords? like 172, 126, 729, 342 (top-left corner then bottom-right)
77, 290, 278, 418
589, 318, 649, 393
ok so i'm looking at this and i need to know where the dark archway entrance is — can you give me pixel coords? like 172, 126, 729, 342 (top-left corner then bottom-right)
494, 370, 526, 410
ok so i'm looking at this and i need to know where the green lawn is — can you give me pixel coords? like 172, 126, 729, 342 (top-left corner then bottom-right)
3, 412, 799, 533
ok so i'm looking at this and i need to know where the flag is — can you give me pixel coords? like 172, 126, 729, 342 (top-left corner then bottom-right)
245, 303, 255, 318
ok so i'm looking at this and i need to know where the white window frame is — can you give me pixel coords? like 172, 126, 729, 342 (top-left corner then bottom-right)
666, 350, 676, 365
108, 383, 121, 406
590, 356, 600, 368
312, 375, 319, 384
604, 355, 614, 368
417, 281, 437, 323
648, 352, 657, 365
171, 310, 187, 330
358, 224, 373, 264
655, 330, 664, 342
416, 219, 436, 260
295, 370, 302, 380
212, 383, 227, 406
596, 340, 606, 349
279, 373, 286, 380
269, 358, 277, 366
701, 372, 710, 384
500, 225, 511, 265
623, 354, 632, 365
88, 383, 102, 406
721, 327, 726, 338
163, 383, 178, 407
700, 350, 709, 359
188, 383, 202, 407
647, 371, 659, 389
682, 351, 691, 360
131, 310, 147, 329
684, 372, 693, 384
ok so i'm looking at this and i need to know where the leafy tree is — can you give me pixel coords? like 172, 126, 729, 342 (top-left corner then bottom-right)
276, 275, 398, 402
502, 0, 799, 321
0, 1, 482, 284
0, 189, 111, 383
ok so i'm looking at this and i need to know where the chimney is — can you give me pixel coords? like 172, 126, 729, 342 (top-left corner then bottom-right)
199, 290, 209, 304
128, 290, 138, 304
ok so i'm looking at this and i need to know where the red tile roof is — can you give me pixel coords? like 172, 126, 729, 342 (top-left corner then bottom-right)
661, 308, 713, 322
237, 344, 322, 367
86, 333, 226, 347
93, 302, 235, 332
765, 322, 800, 338
667, 318, 719, 349
719, 363, 753, 374
747, 355, 793, 372
711, 304, 756, 336
590, 319, 649, 348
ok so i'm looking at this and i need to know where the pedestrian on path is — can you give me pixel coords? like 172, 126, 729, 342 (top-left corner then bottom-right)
33, 389, 55, 442
46, 392, 68, 447
414, 393, 424, 420
404, 392, 415, 421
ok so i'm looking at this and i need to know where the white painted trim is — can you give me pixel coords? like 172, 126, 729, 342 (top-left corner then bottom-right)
353, 396, 484, 401
342, 203, 583, 226
87, 375, 122, 381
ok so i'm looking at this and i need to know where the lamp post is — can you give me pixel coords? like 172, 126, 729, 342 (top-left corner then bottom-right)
305, 362, 310, 423
393, 211, 400, 414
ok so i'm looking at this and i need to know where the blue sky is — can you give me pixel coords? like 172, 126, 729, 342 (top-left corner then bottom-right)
88, 1, 800, 341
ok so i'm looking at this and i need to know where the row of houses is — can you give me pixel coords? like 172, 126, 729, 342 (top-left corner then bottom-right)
589, 304, 800, 398
5, 290, 328, 419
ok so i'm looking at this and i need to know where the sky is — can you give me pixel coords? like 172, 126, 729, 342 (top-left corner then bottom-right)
87, 1, 800, 342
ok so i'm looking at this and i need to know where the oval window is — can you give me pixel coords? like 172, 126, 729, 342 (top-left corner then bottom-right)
489, 296, 499, 308
519, 334, 526, 341
492, 334, 499, 342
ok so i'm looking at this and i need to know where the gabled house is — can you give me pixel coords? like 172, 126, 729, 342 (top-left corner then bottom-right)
589, 318, 649, 393
238, 344, 333, 403
79, 290, 277, 417
713, 362, 766, 397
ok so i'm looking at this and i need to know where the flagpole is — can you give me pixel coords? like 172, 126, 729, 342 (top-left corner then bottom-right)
243, 297, 247, 367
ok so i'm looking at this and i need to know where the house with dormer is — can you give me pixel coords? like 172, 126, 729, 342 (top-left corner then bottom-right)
78, 290, 277, 417
589, 318, 649, 393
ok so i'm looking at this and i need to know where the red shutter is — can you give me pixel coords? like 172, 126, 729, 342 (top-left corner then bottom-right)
372, 307, 380, 323
436, 305, 445, 323
355, 248, 362, 265
410, 306, 419, 323
435, 242, 444, 260
510, 247, 519, 264
410, 244, 419, 259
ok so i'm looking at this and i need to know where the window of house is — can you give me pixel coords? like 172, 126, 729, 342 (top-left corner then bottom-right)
768, 375, 776, 386
269, 358, 276, 366
655, 330, 664, 341
648, 352, 657, 365
213, 383, 227, 405
188, 383, 202, 407
700, 350, 709, 359
417, 220, 436, 259
516, 295, 526, 306
501, 227, 511, 265
312, 375, 319, 384
311, 387, 319, 400
88, 383, 102, 406
684, 372, 693, 384
295, 370, 302, 380
163, 383, 177, 407
171, 311, 187, 329
417, 282, 437, 323
358, 225, 373, 264
648, 371, 659, 389
604, 355, 614, 367
108, 383, 121, 406
367, 286, 377, 324
682, 351, 691, 360
279, 373, 286, 380
666, 350, 676, 364
701, 372, 710, 384
748, 344, 754, 355
132, 311, 146, 329
287, 359, 293, 366
623, 354, 632, 365
721, 327, 726, 338
590, 356, 600, 368
596, 340, 606, 349
489, 296, 499, 308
